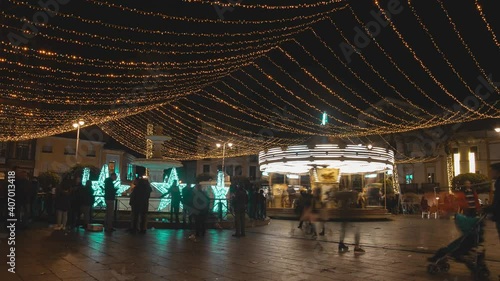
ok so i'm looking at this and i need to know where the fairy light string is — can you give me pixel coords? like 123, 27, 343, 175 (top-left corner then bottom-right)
436, 0, 500, 96
474, 0, 499, 50
374, 0, 492, 118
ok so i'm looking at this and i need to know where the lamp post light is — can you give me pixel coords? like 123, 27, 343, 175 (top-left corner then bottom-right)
216, 142, 233, 176
72, 120, 84, 163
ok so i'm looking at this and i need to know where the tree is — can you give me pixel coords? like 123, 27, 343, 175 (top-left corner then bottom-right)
452, 173, 490, 193
61, 164, 100, 185
38, 171, 60, 192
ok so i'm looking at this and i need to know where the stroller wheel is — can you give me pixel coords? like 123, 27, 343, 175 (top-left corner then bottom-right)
439, 263, 450, 272
427, 264, 440, 275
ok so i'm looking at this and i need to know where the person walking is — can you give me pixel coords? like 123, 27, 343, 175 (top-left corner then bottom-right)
129, 173, 152, 234
54, 184, 71, 230
232, 185, 248, 237
104, 172, 118, 233
79, 180, 95, 229
192, 184, 210, 237
337, 193, 364, 253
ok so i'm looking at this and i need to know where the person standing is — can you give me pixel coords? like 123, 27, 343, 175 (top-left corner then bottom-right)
79, 180, 95, 229
166, 181, 181, 224
68, 177, 83, 230
182, 184, 193, 226
54, 184, 71, 230
192, 184, 210, 237
104, 173, 118, 233
460, 180, 480, 217
232, 185, 248, 237
129, 173, 152, 234
489, 163, 500, 241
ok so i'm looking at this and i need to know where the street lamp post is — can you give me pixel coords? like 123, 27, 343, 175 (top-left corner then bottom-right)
216, 142, 233, 176
73, 120, 84, 163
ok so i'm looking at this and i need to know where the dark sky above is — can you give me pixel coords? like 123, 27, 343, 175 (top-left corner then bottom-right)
0, 0, 499, 157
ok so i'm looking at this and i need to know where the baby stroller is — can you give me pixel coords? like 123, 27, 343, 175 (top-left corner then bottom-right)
427, 213, 489, 279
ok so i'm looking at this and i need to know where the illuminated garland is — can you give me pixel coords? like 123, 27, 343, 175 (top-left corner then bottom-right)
408, 0, 499, 115
474, 0, 499, 49
374, 1, 490, 118
86, 0, 345, 24
436, 0, 499, 95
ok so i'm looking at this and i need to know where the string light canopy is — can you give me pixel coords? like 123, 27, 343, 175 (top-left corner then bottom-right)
1, 0, 498, 163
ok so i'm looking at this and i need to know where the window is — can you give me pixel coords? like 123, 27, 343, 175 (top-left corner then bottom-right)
64, 145, 75, 155
249, 166, 257, 180
16, 141, 33, 159
0, 142, 6, 158
469, 146, 477, 173
405, 174, 413, 184
225, 165, 234, 177
87, 146, 96, 157
426, 167, 435, 183
41, 144, 53, 153
453, 148, 460, 176
126, 164, 134, 181
109, 161, 116, 173
203, 164, 210, 173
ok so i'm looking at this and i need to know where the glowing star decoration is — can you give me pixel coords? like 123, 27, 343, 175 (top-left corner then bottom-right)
92, 164, 109, 207
154, 167, 182, 211
211, 170, 229, 215
85, 164, 124, 208
82, 167, 90, 186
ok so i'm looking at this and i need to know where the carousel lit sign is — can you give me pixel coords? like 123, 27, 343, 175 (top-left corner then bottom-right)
259, 144, 394, 174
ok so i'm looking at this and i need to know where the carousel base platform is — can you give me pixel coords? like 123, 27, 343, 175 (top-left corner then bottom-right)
267, 207, 392, 221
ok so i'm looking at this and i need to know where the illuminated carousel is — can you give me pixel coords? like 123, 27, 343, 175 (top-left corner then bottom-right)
259, 140, 396, 220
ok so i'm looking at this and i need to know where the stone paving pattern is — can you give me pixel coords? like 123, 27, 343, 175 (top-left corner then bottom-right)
1, 216, 499, 281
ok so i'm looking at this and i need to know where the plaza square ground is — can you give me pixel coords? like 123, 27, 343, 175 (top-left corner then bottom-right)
1, 216, 499, 281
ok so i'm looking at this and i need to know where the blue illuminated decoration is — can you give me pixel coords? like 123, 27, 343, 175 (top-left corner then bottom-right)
82, 168, 90, 186
83, 165, 186, 213
211, 170, 228, 215
321, 111, 328, 125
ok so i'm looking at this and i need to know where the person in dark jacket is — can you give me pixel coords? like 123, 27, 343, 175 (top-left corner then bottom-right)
232, 185, 248, 237
104, 173, 117, 233
192, 184, 210, 237
129, 174, 152, 234
166, 181, 181, 224
68, 177, 83, 230
55, 184, 71, 230
79, 180, 95, 229
490, 163, 500, 241
14, 168, 31, 225
182, 184, 193, 226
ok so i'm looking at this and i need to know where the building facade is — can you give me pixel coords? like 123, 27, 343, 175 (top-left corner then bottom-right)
395, 129, 500, 193
195, 155, 261, 182
0, 140, 37, 180
34, 136, 136, 182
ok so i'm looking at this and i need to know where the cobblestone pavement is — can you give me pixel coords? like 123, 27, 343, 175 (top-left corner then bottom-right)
1, 216, 499, 281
